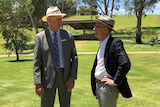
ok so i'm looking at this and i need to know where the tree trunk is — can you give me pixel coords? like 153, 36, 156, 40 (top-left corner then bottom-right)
104, 0, 109, 15
110, 0, 115, 17
97, 3, 105, 14
23, 1, 39, 34
90, 7, 93, 20
136, 28, 142, 44
136, 15, 142, 44
16, 49, 19, 61
136, 2, 143, 44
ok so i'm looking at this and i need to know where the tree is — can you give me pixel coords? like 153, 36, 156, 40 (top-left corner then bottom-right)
22, 0, 39, 34
55, 0, 78, 16
2, 29, 31, 61
31, 0, 48, 31
81, 0, 120, 17
124, 0, 160, 44
78, 6, 91, 15
31, 0, 78, 29
37, 0, 78, 16
78, 6, 98, 16
110, 0, 121, 17
81, 0, 98, 19
0, 0, 31, 61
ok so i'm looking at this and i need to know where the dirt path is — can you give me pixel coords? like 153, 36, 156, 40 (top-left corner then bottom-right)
79, 51, 160, 54
0, 51, 160, 58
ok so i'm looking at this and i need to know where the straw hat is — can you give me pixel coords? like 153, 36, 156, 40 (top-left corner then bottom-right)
98, 14, 115, 31
42, 6, 66, 22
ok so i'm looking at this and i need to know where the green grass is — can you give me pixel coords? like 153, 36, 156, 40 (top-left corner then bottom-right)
0, 15, 160, 106
75, 40, 99, 52
0, 54, 160, 107
119, 54, 160, 107
0, 15, 160, 55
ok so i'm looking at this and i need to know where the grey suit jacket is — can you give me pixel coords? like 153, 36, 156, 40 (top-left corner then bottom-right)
33, 29, 78, 88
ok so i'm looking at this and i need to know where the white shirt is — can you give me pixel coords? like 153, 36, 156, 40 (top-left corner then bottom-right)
94, 35, 112, 80
49, 28, 64, 68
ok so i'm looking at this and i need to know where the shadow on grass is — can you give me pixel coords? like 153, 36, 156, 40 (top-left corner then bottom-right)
8, 59, 33, 62
116, 26, 160, 39
142, 27, 160, 30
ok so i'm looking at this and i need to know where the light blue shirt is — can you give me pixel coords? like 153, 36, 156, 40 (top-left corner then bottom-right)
95, 35, 112, 80
49, 28, 64, 68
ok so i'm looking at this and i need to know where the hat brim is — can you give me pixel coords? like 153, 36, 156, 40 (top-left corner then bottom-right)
42, 13, 66, 22
98, 20, 116, 32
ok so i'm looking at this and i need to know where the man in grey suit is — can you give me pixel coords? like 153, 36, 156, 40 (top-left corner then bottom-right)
33, 6, 78, 107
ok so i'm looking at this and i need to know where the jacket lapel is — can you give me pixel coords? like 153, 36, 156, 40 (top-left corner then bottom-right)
104, 36, 114, 57
45, 29, 55, 61
104, 36, 114, 75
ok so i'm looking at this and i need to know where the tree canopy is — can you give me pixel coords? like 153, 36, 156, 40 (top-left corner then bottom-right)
0, 0, 31, 61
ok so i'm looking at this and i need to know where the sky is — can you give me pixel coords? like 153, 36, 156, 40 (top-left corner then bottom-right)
116, 1, 160, 15
153, 2, 160, 14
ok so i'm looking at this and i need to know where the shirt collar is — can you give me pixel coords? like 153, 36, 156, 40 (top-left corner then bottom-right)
100, 35, 110, 46
48, 27, 60, 36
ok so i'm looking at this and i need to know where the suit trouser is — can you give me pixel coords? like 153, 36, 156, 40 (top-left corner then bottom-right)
96, 83, 119, 107
41, 71, 71, 107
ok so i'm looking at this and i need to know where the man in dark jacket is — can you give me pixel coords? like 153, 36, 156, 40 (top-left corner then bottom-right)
91, 14, 132, 107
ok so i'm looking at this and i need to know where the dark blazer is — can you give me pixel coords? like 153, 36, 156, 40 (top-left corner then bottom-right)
91, 36, 132, 98
33, 29, 78, 89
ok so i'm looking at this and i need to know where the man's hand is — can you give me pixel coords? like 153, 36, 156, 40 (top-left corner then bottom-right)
101, 76, 117, 86
35, 84, 44, 97
93, 95, 97, 99
66, 77, 75, 92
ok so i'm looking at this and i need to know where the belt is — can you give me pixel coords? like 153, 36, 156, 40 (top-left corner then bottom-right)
56, 68, 64, 72
95, 79, 105, 84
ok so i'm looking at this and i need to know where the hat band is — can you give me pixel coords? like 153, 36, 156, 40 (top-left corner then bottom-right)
99, 20, 114, 28
47, 11, 61, 15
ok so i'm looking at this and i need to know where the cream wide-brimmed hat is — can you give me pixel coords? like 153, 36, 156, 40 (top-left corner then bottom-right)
97, 14, 115, 32
42, 6, 66, 22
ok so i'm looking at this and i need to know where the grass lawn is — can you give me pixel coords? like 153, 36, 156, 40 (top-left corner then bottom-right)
0, 53, 160, 107
0, 15, 160, 107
